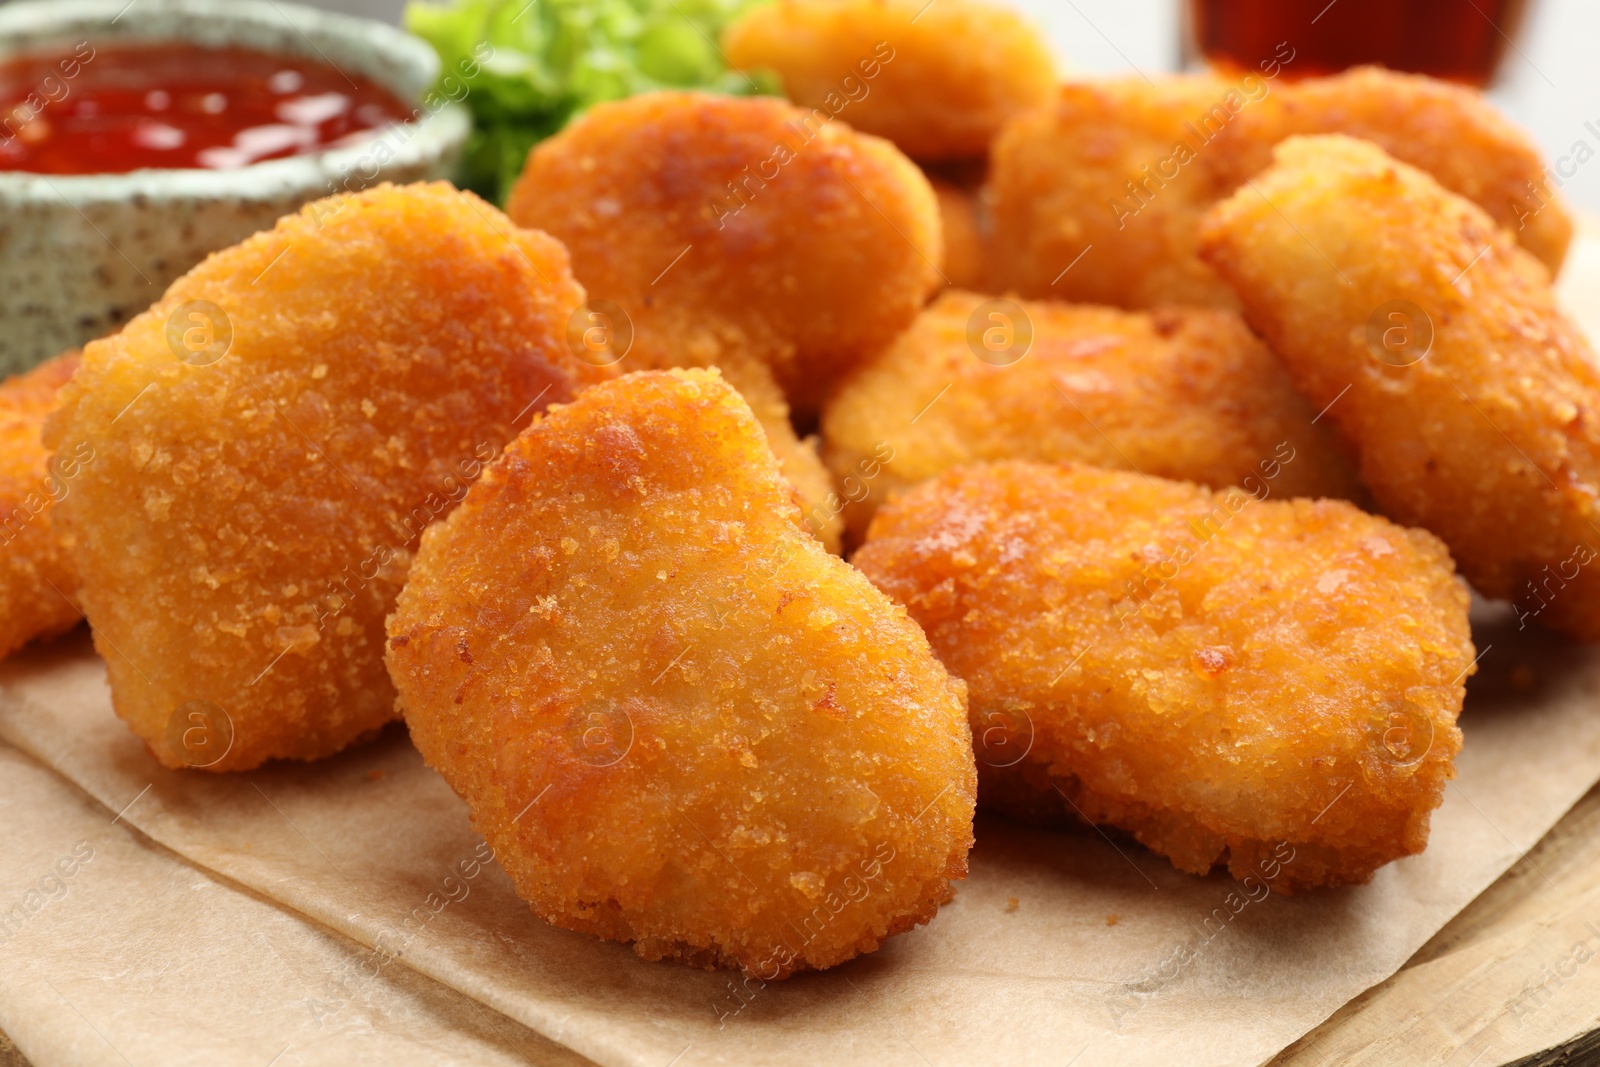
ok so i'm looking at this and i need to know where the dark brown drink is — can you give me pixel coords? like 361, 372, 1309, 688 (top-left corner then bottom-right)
1187, 0, 1532, 85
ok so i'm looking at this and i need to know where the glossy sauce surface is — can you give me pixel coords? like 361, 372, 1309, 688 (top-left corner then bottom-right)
1189, 0, 1530, 85
0, 42, 412, 174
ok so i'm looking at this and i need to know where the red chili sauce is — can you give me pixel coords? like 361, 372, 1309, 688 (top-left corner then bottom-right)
0, 42, 413, 174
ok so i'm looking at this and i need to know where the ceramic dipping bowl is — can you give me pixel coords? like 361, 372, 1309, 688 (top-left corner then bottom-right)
0, 0, 470, 373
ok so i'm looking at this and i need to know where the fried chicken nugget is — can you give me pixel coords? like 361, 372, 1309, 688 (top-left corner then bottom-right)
0, 352, 84, 658
989, 76, 1247, 309
1249, 68, 1572, 273
385, 369, 975, 977
990, 68, 1571, 308
722, 0, 1055, 161
1198, 135, 1600, 640
45, 182, 606, 771
854, 462, 1476, 891
821, 291, 1360, 542
505, 91, 941, 416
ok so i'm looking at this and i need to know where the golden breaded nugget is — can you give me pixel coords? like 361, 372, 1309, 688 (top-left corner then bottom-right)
1245, 67, 1572, 274
932, 180, 990, 291
988, 76, 1260, 309
854, 462, 1476, 891
990, 68, 1571, 307
505, 91, 941, 415
46, 183, 606, 771
723, 0, 1055, 161
0, 352, 83, 658
386, 369, 975, 977
1198, 135, 1600, 640
821, 291, 1360, 542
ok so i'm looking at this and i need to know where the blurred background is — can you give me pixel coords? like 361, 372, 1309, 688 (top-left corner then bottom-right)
4, 0, 1596, 210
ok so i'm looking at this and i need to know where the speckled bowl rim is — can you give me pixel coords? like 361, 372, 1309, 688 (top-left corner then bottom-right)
0, 0, 469, 205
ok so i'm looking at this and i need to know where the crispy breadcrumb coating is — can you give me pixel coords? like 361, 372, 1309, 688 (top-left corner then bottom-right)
1252, 67, 1572, 273
989, 68, 1572, 308
505, 91, 941, 415
386, 369, 975, 977
855, 462, 1476, 891
821, 291, 1361, 542
723, 0, 1055, 161
0, 352, 83, 658
1199, 135, 1600, 640
45, 182, 606, 771
990, 76, 1239, 308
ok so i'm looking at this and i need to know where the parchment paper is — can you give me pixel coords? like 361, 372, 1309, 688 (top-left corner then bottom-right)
2, 600, 1599, 1067
0, 739, 587, 1067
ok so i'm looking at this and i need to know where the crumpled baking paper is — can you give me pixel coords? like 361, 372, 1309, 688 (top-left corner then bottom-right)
0, 739, 588, 1067
3, 599, 1599, 1067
